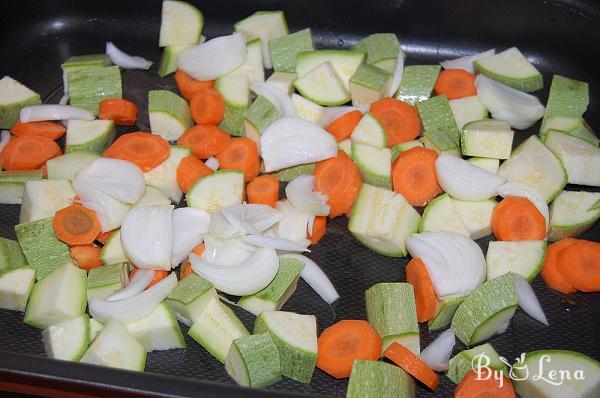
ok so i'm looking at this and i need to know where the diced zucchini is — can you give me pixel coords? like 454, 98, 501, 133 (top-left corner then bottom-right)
46, 152, 100, 181
124, 303, 185, 352
449, 95, 488, 130
486, 240, 546, 281
545, 129, 600, 187
216, 75, 250, 136
99, 230, 127, 266
295, 50, 366, 91
351, 112, 387, 148
269, 28, 314, 73
0, 266, 36, 312
244, 95, 281, 141
427, 296, 464, 331
229, 38, 265, 84
266, 71, 297, 95
0, 76, 41, 128
234, 11, 289, 69
65, 119, 115, 154
0, 170, 43, 205
543, 74, 589, 119
271, 163, 316, 182
460, 119, 514, 159
293, 61, 350, 106
225, 333, 282, 388
158, 44, 192, 77
347, 360, 415, 398
43, 314, 90, 362
148, 90, 192, 141
446, 343, 506, 384
419, 193, 470, 237
540, 117, 599, 146
89, 317, 104, 342
144, 145, 191, 203
165, 273, 217, 326
158, 0, 203, 47
396, 65, 440, 104
291, 93, 323, 125
353, 33, 401, 67
451, 198, 497, 239
186, 170, 244, 213
19, 179, 75, 224
0, 237, 27, 273
548, 190, 600, 241
338, 139, 352, 157
86, 262, 123, 300
349, 63, 391, 109
474, 47, 543, 92
417, 95, 460, 153
468, 157, 500, 174
66, 66, 122, 115
351, 142, 391, 189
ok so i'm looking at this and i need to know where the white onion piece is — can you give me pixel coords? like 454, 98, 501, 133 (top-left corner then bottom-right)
106, 41, 153, 70
205, 157, 219, 170
171, 207, 211, 267
73, 180, 131, 232
273, 200, 312, 247
209, 210, 239, 239
435, 152, 505, 201
512, 273, 549, 326
178, 33, 246, 80
202, 235, 255, 266
280, 254, 339, 304
74, 158, 145, 204
475, 74, 545, 130
307, 214, 316, 237
190, 247, 279, 295
320, 106, 360, 127
89, 273, 177, 323
420, 329, 456, 371
0, 130, 10, 153
241, 204, 282, 232
20, 105, 94, 122
497, 182, 549, 231
120, 205, 173, 270
406, 235, 450, 295
251, 82, 296, 117
388, 48, 405, 96
106, 269, 155, 302
261, 117, 337, 172
285, 174, 330, 216
440, 49, 495, 73
243, 234, 309, 252
58, 94, 69, 105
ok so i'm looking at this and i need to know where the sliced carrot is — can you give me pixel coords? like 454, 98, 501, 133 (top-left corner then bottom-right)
0, 135, 61, 170
491, 196, 546, 241
370, 98, 421, 147
69, 245, 103, 270
53, 204, 102, 246
11, 121, 66, 140
316, 320, 381, 379
190, 88, 225, 125
180, 260, 194, 279
406, 258, 438, 323
540, 238, 578, 294
192, 243, 205, 256
308, 216, 327, 246
130, 269, 169, 289
99, 98, 138, 126
175, 70, 215, 101
454, 370, 516, 398
557, 239, 600, 292
314, 151, 362, 218
216, 137, 260, 182
178, 125, 231, 159
247, 175, 279, 208
434, 69, 477, 100
95, 230, 114, 245
392, 147, 441, 207
177, 155, 213, 193
325, 110, 362, 142
103, 131, 170, 172
384, 342, 440, 391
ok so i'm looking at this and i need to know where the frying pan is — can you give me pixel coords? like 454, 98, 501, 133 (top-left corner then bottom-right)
1, 0, 599, 396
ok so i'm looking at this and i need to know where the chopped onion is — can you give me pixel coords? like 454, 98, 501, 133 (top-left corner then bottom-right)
388, 48, 405, 97
261, 117, 337, 172
106, 269, 155, 302
202, 235, 255, 266
512, 273, 549, 326
320, 106, 360, 127
171, 207, 211, 267
307, 214, 316, 237
440, 49, 495, 73
106, 41, 153, 70
420, 329, 456, 371
74, 158, 145, 204
285, 174, 330, 216
73, 180, 131, 232
0, 130, 10, 153
20, 105, 94, 122
58, 94, 69, 105
435, 152, 505, 201
178, 33, 246, 81
89, 272, 177, 323
240, 204, 282, 232
243, 234, 310, 252
280, 254, 339, 304
120, 205, 174, 270
205, 157, 219, 170
251, 82, 296, 117
190, 247, 279, 295
273, 200, 312, 247
497, 182, 549, 231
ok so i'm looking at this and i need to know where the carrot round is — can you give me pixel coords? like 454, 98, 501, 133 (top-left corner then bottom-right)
216, 137, 259, 182
556, 240, 600, 292
325, 110, 362, 142
392, 147, 441, 207
11, 121, 66, 140
190, 88, 225, 125
316, 320, 381, 379
384, 342, 440, 391
69, 245, 103, 270
491, 196, 546, 241
177, 155, 213, 193
53, 204, 101, 246
247, 175, 279, 208
99, 98, 138, 126
178, 125, 231, 159
540, 238, 578, 294
0, 135, 61, 170
314, 151, 362, 218
179, 260, 194, 280
454, 370, 516, 398
175, 70, 215, 101
434, 69, 477, 100
308, 216, 327, 246
95, 230, 114, 245
103, 131, 170, 172
130, 269, 169, 289
406, 258, 438, 323
370, 98, 421, 147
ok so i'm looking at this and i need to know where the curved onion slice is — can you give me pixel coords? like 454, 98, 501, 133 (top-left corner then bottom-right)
320, 106, 360, 127
209, 210, 239, 239
74, 158, 145, 204
388, 48, 405, 97
205, 157, 219, 170
273, 200, 312, 246
58, 94, 69, 105
285, 174, 330, 216
497, 182, 549, 231
73, 180, 131, 232
280, 254, 339, 304
513, 273, 549, 326
243, 234, 309, 252
202, 235, 255, 266
89, 272, 177, 323
251, 82, 296, 117
121, 205, 173, 270
190, 247, 278, 295
307, 214, 316, 237
20, 105, 94, 122
0, 130, 10, 153
178, 33, 246, 81
475, 74, 545, 130
420, 329, 456, 371
435, 152, 505, 201
261, 117, 337, 172
106, 269, 155, 302
241, 204, 281, 232
171, 207, 211, 267
440, 49, 495, 73
106, 41, 153, 70
209, 204, 281, 238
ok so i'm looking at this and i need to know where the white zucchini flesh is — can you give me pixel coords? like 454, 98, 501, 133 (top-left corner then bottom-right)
545, 129, 600, 187
549, 190, 600, 241
486, 240, 546, 282
42, 314, 90, 362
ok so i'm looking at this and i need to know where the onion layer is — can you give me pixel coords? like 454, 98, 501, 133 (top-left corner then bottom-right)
106, 269, 155, 302
171, 207, 211, 267
20, 105, 94, 122
280, 254, 339, 304
74, 158, 145, 204
106, 42, 153, 70
440, 49, 495, 73
178, 33, 246, 80
251, 82, 296, 117
388, 48, 405, 97
419, 329, 456, 371
242, 234, 309, 252
285, 174, 330, 216
512, 273, 549, 326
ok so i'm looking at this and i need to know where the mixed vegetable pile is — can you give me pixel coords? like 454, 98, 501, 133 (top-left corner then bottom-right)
1, 1, 600, 397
